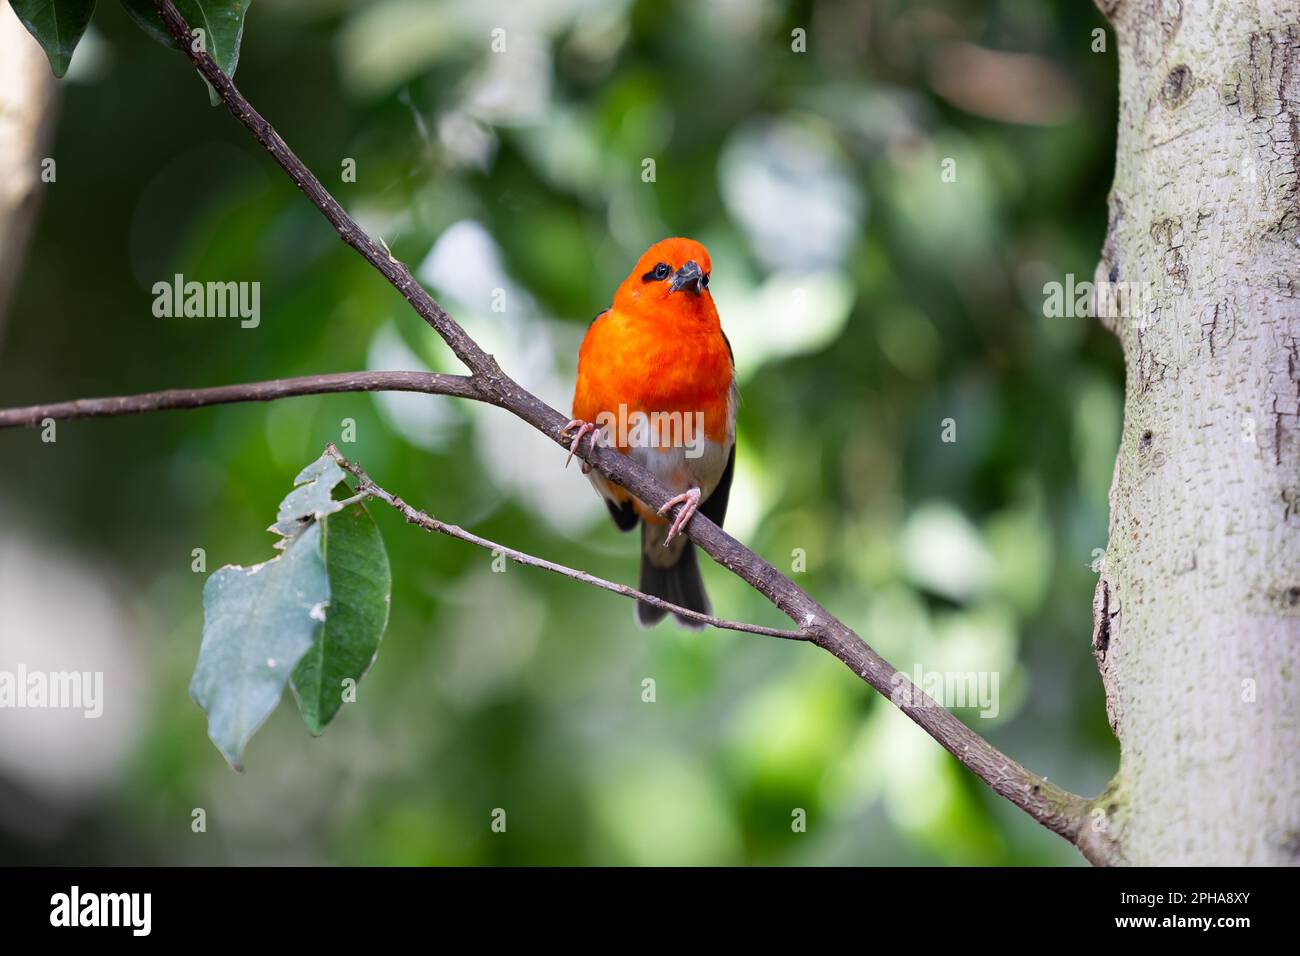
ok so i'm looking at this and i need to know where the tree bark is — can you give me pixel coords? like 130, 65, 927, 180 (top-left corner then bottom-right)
1087, 0, 1300, 865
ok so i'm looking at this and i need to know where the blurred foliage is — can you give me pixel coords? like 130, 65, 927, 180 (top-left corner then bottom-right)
0, 0, 1121, 865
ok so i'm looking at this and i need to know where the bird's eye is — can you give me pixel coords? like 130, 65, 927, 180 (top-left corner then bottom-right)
643, 262, 671, 282
701, 273, 710, 289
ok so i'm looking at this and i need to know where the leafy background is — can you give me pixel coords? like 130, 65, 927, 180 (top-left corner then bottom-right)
0, 0, 1121, 865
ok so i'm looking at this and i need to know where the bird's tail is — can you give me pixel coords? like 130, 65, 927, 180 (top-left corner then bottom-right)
637, 521, 710, 628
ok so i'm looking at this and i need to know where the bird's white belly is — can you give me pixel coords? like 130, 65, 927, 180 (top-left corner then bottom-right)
629, 437, 730, 498
586, 435, 732, 511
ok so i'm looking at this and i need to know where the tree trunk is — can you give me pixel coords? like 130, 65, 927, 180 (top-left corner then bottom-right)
1085, 0, 1300, 865
0, 5, 58, 351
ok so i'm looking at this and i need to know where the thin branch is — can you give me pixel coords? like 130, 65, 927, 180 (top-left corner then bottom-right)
0, 371, 485, 428
122, 0, 1106, 861
325, 443, 806, 641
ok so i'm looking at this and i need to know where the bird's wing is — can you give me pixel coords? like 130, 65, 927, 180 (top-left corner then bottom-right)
604, 496, 639, 532
699, 328, 736, 529
699, 442, 734, 529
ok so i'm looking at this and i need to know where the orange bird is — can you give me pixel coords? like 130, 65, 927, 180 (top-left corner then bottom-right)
564, 238, 736, 628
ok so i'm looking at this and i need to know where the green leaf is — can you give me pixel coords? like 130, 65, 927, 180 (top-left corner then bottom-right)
292, 500, 391, 735
9, 0, 97, 78
268, 452, 349, 540
192, 522, 327, 772
189, 452, 389, 766
118, 0, 251, 80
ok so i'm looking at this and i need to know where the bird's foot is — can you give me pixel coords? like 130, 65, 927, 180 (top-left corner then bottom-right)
560, 418, 599, 471
658, 487, 702, 545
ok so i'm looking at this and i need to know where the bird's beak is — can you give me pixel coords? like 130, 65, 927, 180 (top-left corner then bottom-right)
669, 260, 705, 295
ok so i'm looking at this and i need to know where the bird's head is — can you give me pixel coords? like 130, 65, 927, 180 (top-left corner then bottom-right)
614, 238, 716, 320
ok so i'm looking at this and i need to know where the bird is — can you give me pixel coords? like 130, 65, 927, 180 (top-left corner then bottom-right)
563, 237, 736, 628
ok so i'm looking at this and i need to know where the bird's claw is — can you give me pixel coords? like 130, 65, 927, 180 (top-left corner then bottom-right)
658, 487, 701, 545
560, 419, 599, 469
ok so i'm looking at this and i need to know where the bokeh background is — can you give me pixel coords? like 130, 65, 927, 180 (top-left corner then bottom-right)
0, 0, 1122, 865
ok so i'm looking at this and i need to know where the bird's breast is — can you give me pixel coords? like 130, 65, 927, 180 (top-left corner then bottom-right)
573, 309, 735, 447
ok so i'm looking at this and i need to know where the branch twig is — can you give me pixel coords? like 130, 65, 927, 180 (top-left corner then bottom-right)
0, 371, 484, 428
10, 0, 1102, 861
0, 372, 802, 639
325, 443, 806, 641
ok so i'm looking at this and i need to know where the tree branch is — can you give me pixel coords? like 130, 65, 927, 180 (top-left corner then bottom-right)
324, 443, 807, 641
0, 371, 485, 428
58, 0, 1107, 861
